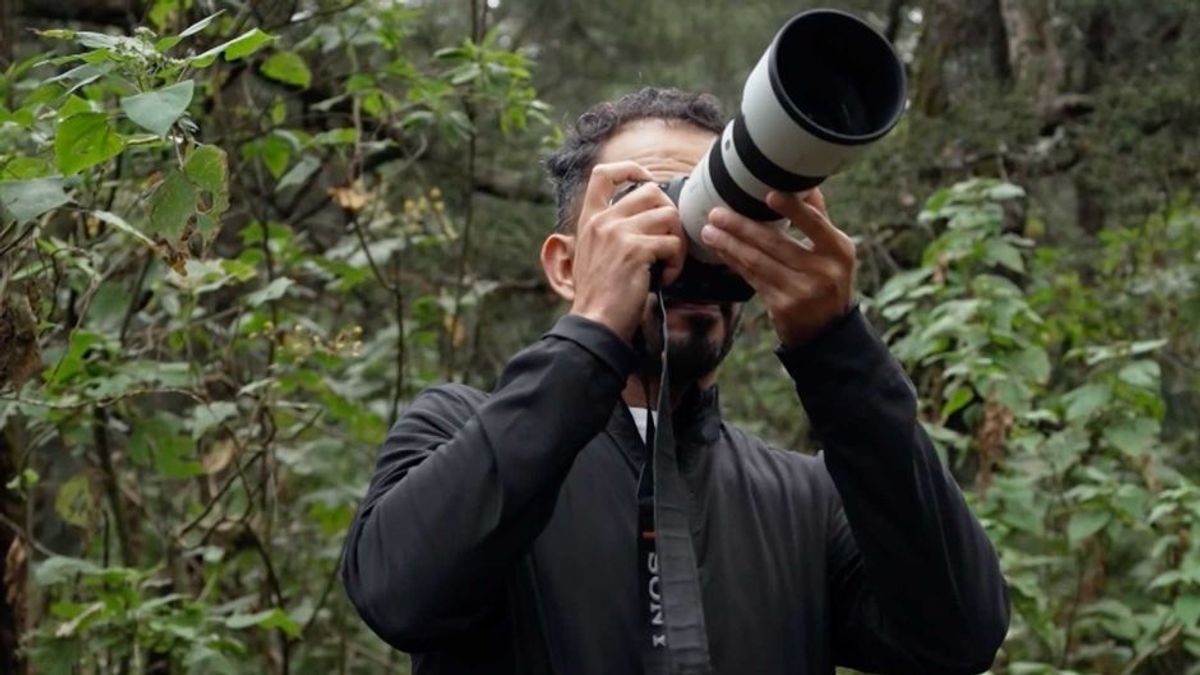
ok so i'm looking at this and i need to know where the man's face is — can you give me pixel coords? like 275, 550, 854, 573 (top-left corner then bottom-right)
594, 119, 743, 384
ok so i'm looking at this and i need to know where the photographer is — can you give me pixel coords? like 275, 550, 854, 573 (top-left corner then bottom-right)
341, 88, 1010, 674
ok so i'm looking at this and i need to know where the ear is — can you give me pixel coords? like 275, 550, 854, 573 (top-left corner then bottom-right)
540, 233, 576, 303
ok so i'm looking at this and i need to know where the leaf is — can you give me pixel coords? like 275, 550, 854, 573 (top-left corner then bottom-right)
247, 277, 294, 307
120, 80, 195, 136
55, 112, 125, 175
1176, 594, 1200, 628
1118, 359, 1160, 389
54, 473, 98, 529
0, 177, 71, 223
129, 413, 204, 478
261, 51, 312, 88
203, 440, 237, 474
1063, 383, 1112, 423
226, 608, 301, 638
190, 28, 274, 67
0, 156, 54, 180
1067, 510, 1111, 544
1002, 345, 1051, 384
54, 602, 104, 638
276, 155, 320, 192
984, 239, 1025, 273
311, 128, 358, 146
1103, 418, 1160, 456
184, 144, 230, 224
988, 182, 1026, 201
91, 210, 157, 248
147, 170, 196, 237
47, 330, 103, 387
190, 401, 238, 440
34, 556, 100, 586
941, 386, 974, 418
178, 11, 225, 39
258, 135, 292, 178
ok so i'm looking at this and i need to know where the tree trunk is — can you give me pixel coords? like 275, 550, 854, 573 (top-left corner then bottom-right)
0, 422, 27, 675
999, 0, 1065, 116
912, 0, 1013, 116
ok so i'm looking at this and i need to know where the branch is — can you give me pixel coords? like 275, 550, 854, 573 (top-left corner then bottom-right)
17, 0, 142, 31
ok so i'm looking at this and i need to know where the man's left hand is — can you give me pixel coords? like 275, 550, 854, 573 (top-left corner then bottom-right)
700, 188, 856, 348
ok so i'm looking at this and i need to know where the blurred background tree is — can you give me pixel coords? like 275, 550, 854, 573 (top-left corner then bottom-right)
0, 0, 1196, 673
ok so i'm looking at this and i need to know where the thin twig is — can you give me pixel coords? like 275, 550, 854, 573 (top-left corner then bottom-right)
0, 511, 58, 557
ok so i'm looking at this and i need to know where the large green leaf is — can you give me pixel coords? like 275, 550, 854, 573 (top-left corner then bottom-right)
0, 177, 71, 223
147, 170, 196, 237
190, 28, 275, 67
184, 145, 230, 215
55, 112, 125, 175
92, 210, 157, 248
1176, 594, 1200, 628
261, 51, 312, 88
129, 413, 204, 478
1117, 359, 1160, 389
246, 277, 294, 307
1103, 418, 1161, 456
226, 608, 301, 638
34, 556, 101, 586
54, 473, 98, 529
190, 401, 238, 440
1067, 509, 1111, 544
120, 80, 195, 136
1062, 383, 1112, 423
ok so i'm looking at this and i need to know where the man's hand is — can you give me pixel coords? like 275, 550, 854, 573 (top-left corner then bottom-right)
700, 188, 855, 348
569, 162, 687, 344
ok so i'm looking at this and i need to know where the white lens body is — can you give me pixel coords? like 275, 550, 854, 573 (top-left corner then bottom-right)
680, 50, 872, 264
678, 134, 787, 264
740, 51, 871, 179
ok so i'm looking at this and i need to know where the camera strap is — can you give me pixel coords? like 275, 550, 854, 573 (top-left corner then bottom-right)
636, 281, 713, 675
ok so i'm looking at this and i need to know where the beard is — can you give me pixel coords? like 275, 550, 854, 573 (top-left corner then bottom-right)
636, 298, 741, 386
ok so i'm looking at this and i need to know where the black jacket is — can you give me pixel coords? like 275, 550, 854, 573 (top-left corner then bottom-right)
341, 308, 1010, 674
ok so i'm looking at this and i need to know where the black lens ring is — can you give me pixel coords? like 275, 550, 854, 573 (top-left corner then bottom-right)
731, 114, 824, 192
708, 139, 781, 223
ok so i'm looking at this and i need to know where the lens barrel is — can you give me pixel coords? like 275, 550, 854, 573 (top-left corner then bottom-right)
673, 9, 905, 275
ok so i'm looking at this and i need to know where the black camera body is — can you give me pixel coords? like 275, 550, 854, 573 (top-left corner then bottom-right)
653, 177, 756, 303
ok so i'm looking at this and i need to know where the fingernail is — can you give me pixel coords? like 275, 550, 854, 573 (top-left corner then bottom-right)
701, 224, 721, 244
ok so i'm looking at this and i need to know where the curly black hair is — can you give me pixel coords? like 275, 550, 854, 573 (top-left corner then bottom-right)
543, 87, 725, 232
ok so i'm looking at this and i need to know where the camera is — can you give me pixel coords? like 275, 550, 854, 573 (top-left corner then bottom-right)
647, 9, 907, 303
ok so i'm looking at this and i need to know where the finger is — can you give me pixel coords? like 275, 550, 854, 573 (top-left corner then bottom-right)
583, 161, 656, 214
608, 181, 674, 219
616, 204, 684, 238
803, 187, 827, 214
708, 206, 813, 268
628, 234, 687, 284
766, 190, 849, 256
699, 222, 790, 289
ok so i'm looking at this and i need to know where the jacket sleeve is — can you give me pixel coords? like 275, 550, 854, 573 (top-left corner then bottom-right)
341, 314, 634, 651
776, 306, 1010, 675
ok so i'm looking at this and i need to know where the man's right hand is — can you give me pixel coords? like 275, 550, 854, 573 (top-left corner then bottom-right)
568, 161, 687, 344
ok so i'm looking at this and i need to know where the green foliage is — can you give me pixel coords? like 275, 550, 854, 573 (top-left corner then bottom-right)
1, 2, 1197, 674
1, 4, 551, 673
868, 179, 1200, 673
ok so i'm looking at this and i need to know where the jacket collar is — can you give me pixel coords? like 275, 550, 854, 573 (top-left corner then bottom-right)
606, 384, 723, 467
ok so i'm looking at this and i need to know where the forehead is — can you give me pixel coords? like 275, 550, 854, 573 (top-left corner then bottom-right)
595, 119, 717, 181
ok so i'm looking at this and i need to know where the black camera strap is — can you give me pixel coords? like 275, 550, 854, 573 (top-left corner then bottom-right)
636, 279, 712, 675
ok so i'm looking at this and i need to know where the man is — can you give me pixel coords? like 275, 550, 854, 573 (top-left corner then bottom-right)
341, 88, 1010, 674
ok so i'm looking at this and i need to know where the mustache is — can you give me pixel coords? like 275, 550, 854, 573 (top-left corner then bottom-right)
659, 298, 736, 323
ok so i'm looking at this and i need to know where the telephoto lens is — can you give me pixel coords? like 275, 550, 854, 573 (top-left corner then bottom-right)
666, 9, 906, 302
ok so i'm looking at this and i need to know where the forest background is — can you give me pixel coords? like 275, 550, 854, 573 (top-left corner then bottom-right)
0, 0, 1197, 673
